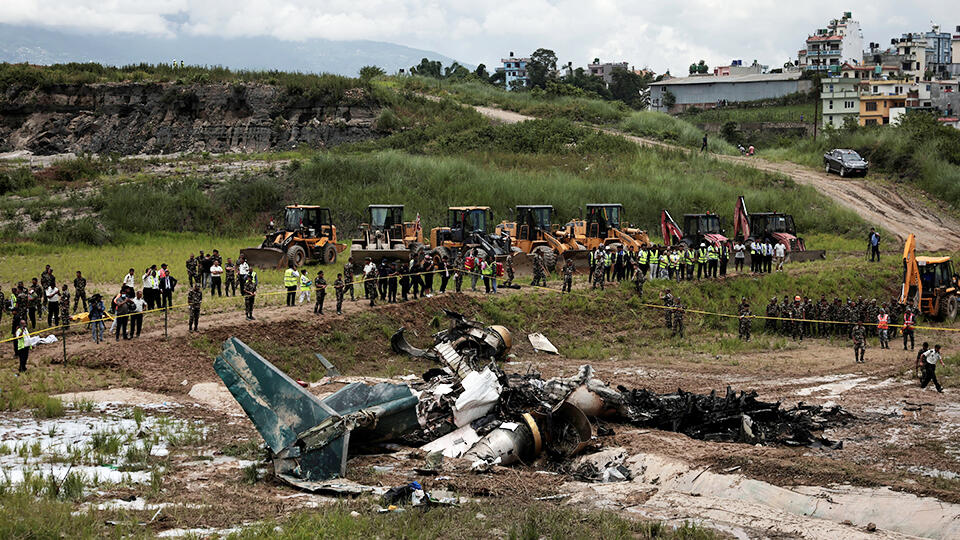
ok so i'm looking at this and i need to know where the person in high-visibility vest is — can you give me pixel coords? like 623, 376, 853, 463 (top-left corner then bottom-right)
684, 246, 696, 280
637, 247, 649, 279
604, 249, 614, 282
15, 318, 30, 374
298, 271, 312, 305
481, 257, 494, 294
707, 244, 719, 278
902, 306, 916, 350
283, 265, 300, 307
658, 251, 669, 280
696, 243, 709, 280
877, 308, 890, 349
669, 251, 680, 281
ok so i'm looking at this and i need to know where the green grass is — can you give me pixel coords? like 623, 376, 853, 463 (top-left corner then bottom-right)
620, 111, 737, 154
232, 500, 717, 539
681, 103, 816, 124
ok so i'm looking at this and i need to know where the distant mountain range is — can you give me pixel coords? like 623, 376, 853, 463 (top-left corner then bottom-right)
0, 24, 466, 77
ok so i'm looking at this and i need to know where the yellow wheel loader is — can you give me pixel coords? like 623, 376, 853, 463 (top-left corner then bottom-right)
241, 205, 347, 269
350, 205, 425, 264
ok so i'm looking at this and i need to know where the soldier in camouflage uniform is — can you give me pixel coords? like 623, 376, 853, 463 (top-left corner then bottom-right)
14, 287, 28, 336
791, 297, 805, 341
314, 270, 327, 315
40, 266, 53, 313
242, 271, 258, 320
531, 253, 546, 288
660, 289, 675, 330
334, 274, 345, 315
561, 259, 574, 293
365, 265, 379, 307
845, 300, 858, 338
779, 296, 791, 336
592, 258, 605, 290
632, 263, 645, 296
889, 300, 903, 340
826, 298, 840, 337
852, 321, 866, 363
73, 271, 87, 313
863, 299, 878, 337
224, 258, 237, 297
504, 255, 515, 287
344, 258, 356, 301
738, 298, 752, 341
803, 297, 816, 337
60, 284, 71, 330
816, 295, 829, 337
764, 297, 778, 333
187, 284, 202, 332
29, 278, 43, 328
672, 298, 685, 338
186, 254, 199, 288
453, 254, 465, 293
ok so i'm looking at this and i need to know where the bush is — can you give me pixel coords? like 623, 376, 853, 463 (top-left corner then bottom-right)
374, 107, 401, 132
620, 111, 737, 154
0, 168, 36, 194
34, 217, 113, 246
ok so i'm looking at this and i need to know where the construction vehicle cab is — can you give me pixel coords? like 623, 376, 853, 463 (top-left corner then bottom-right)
241, 205, 346, 268
350, 205, 425, 263
661, 210, 729, 249
430, 206, 510, 261
731, 195, 824, 261
902, 234, 959, 320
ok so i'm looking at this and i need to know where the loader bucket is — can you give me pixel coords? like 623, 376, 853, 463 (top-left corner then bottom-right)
349, 246, 411, 265
511, 252, 533, 274
240, 247, 288, 269
786, 250, 826, 263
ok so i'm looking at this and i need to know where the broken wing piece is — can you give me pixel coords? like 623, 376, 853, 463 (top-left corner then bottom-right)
391, 328, 439, 360
214, 338, 420, 484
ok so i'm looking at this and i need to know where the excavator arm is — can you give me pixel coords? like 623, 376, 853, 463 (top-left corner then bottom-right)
613, 229, 640, 250
661, 210, 683, 247
900, 234, 921, 309
733, 196, 750, 241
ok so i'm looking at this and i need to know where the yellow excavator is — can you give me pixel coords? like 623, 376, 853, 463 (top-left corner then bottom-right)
241, 205, 347, 268
901, 233, 959, 320
557, 204, 651, 253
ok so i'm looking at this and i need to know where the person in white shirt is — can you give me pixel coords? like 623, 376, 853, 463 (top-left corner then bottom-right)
733, 241, 745, 272
209, 262, 223, 296
45, 284, 61, 326
123, 268, 136, 289
237, 257, 250, 293
774, 242, 786, 271
130, 290, 147, 337
143, 266, 160, 310
920, 344, 945, 392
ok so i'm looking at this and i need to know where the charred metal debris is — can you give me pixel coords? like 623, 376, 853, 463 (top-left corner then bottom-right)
214, 311, 852, 491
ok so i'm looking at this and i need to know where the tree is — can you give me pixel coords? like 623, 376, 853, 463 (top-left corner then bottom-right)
443, 62, 471, 80
527, 48, 558, 89
488, 70, 505, 86
358, 65, 385, 81
474, 64, 489, 80
663, 90, 676, 109
689, 60, 708, 74
561, 67, 611, 99
609, 68, 653, 109
410, 58, 442, 78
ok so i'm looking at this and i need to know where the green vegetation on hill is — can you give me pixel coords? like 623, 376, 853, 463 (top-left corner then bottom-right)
620, 111, 737, 154
681, 103, 815, 125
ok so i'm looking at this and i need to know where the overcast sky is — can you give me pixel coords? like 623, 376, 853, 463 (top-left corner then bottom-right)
2, 1, 958, 74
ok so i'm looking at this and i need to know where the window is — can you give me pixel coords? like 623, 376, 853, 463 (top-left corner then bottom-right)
829, 84, 834, 92
865, 102, 877, 111
865, 119, 878, 125
873, 86, 878, 93
829, 100, 833, 110
846, 101, 855, 109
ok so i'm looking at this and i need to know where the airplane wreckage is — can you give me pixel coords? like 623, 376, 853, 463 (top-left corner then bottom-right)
214, 311, 852, 492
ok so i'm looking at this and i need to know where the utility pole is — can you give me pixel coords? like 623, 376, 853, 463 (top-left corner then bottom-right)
813, 82, 819, 141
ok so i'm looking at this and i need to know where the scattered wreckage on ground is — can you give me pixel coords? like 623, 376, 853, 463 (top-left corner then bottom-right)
213, 311, 852, 494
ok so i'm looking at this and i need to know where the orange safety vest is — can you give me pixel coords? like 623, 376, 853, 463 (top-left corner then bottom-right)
464, 257, 475, 270
495, 262, 504, 277
877, 314, 889, 330
903, 312, 915, 329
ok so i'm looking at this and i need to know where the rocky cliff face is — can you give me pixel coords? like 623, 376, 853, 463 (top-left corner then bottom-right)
0, 82, 382, 155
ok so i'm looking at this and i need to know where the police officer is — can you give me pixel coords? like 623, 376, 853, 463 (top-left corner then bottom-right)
334, 273, 345, 315
562, 259, 574, 293
852, 321, 866, 363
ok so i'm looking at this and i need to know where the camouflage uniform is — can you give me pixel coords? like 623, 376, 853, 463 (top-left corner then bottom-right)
845, 301, 858, 338
561, 262, 574, 293
365, 267, 379, 307
186, 256, 199, 287
791, 302, 804, 341
661, 291, 675, 330
672, 301, 685, 337
591, 261, 605, 290
344, 261, 356, 301
504, 256, 515, 287
334, 277, 345, 314
314, 275, 327, 314
242, 274, 258, 319
852, 324, 866, 363
738, 301, 751, 341
780, 297, 791, 335
60, 290, 71, 329
40, 271, 52, 311
224, 264, 236, 296
803, 299, 816, 337
531, 253, 546, 288
73, 275, 87, 313
765, 299, 779, 332
453, 255, 464, 293
816, 298, 830, 337
632, 266, 645, 296
29, 283, 43, 327
187, 287, 202, 331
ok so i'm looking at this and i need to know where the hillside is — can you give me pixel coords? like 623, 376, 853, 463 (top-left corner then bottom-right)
0, 23, 464, 77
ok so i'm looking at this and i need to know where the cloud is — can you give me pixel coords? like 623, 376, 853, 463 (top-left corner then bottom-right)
0, 1, 955, 74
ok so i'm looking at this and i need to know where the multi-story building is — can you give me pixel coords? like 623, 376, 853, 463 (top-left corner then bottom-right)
925, 26, 954, 72
953, 27, 960, 63
895, 34, 929, 83
820, 78, 860, 127
498, 52, 530, 90
840, 63, 901, 80
800, 12, 863, 72
587, 60, 629, 85
859, 80, 908, 125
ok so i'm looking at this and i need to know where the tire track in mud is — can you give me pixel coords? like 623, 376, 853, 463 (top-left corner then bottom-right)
471, 104, 960, 252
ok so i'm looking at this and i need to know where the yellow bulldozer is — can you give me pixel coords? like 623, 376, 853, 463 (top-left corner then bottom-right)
428, 206, 512, 261
901, 233, 959, 320
241, 205, 347, 269
557, 204, 651, 255
495, 205, 581, 272
350, 205, 425, 264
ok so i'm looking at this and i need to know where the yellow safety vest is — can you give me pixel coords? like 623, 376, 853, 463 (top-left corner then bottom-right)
698, 249, 708, 263
670, 254, 679, 269
283, 268, 298, 287
481, 263, 494, 276
16, 329, 29, 351
708, 246, 719, 260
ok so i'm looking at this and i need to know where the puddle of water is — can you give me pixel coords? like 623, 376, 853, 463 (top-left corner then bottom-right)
907, 466, 960, 480
795, 377, 870, 397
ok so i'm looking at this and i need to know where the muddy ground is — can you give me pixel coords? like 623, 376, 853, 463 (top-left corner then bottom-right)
11, 278, 960, 539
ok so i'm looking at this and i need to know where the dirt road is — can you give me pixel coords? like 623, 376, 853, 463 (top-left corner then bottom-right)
474, 104, 960, 252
